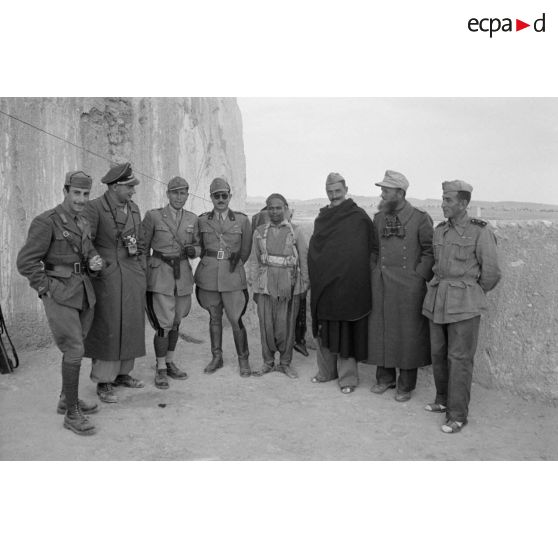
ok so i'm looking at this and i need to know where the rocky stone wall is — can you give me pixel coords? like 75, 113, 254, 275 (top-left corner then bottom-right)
0, 97, 246, 349
475, 221, 558, 405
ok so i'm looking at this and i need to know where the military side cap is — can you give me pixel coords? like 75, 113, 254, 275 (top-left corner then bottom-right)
64, 170, 92, 190
168, 176, 189, 191
101, 162, 140, 186
375, 170, 409, 191
442, 179, 473, 193
209, 177, 231, 194
326, 172, 345, 186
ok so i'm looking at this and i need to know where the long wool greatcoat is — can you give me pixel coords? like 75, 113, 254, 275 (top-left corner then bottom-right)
82, 193, 147, 361
367, 201, 434, 369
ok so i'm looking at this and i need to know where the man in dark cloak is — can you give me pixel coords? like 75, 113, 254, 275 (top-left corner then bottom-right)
308, 172, 374, 394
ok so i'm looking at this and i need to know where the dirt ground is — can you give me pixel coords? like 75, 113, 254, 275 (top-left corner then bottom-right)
1, 307, 556, 461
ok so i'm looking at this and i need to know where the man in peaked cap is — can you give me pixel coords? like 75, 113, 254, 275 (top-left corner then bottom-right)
251, 193, 309, 378
82, 162, 147, 403
367, 170, 434, 402
194, 177, 253, 377
308, 172, 374, 394
142, 176, 201, 389
422, 179, 501, 433
17, 170, 104, 435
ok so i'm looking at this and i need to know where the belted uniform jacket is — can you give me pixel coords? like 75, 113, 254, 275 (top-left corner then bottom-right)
422, 214, 501, 324
194, 209, 252, 292
142, 205, 201, 296
81, 193, 146, 361
16, 204, 98, 310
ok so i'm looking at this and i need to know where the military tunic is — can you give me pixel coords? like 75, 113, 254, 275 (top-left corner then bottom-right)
195, 209, 252, 292
82, 193, 147, 375
17, 204, 99, 364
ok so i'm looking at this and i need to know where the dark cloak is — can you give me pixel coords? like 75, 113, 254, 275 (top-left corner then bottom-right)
308, 198, 374, 337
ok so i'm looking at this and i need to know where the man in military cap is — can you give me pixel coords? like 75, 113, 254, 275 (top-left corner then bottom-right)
308, 172, 374, 394
195, 177, 253, 377
17, 171, 103, 435
142, 176, 201, 389
251, 193, 309, 378
367, 170, 434, 402
422, 180, 501, 433
82, 162, 147, 403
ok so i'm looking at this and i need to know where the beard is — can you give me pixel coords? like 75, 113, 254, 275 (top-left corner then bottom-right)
379, 199, 399, 214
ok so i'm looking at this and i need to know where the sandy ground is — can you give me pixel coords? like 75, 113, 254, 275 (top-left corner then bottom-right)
1, 307, 556, 461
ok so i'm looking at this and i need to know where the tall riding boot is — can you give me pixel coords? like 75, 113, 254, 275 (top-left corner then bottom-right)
204, 323, 224, 373
233, 327, 252, 377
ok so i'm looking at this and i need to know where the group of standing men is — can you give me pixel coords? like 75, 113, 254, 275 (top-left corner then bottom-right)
17, 162, 501, 437
308, 170, 501, 434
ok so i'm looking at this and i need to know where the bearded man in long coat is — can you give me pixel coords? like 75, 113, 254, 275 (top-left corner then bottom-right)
367, 170, 434, 402
308, 172, 374, 394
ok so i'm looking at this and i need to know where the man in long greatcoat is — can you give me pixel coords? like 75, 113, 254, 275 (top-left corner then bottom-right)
308, 172, 374, 394
83, 162, 147, 403
367, 170, 434, 402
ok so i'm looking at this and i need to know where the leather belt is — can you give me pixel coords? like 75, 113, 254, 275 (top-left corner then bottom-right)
204, 249, 230, 260
151, 250, 185, 279
152, 250, 188, 262
45, 262, 85, 274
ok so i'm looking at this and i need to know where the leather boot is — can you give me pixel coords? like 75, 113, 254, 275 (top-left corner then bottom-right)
204, 323, 224, 374
57, 393, 99, 415
64, 404, 96, 436
233, 327, 251, 377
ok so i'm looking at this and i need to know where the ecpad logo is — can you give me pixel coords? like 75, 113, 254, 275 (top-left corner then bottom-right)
468, 13, 546, 37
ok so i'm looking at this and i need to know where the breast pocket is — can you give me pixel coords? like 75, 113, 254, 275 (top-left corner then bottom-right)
52, 231, 76, 256
184, 225, 194, 244
450, 238, 476, 275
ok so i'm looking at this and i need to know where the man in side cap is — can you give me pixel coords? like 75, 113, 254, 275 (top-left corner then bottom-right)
422, 180, 501, 433
308, 172, 374, 394
367, 170, 434, 402
82, 162, 147, 404
142, 176, 201, 389
194, 177, 253, 377
251, 193, 309, 378
17, 170, 103, 435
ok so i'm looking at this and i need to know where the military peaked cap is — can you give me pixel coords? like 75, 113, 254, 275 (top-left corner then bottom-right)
101, 162, 140, 186
209, 177, 231, 194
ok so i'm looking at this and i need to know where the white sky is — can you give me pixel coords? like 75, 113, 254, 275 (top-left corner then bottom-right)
239, 97, 558, 205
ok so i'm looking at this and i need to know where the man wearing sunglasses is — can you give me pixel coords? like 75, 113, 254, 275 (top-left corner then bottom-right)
195, 178, 253, 377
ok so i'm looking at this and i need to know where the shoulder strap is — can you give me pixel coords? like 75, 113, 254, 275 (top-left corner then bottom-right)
50, 211, 83, 256
157, 208, 185, 250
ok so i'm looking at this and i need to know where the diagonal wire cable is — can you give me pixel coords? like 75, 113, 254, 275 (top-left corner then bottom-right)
0, 107, 212, 207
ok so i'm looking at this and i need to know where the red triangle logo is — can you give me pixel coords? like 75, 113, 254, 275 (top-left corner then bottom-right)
516, 19, 530, 31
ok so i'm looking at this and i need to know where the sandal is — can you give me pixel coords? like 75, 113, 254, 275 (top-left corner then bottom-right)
341, 386, 355, 394
441, 420, 467, 434
424, 403, 447, 413
154, 370, 169, 390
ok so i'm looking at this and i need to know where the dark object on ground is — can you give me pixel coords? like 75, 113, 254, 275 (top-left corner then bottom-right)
179, 332, 204, 344
0, 303, 19, 374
